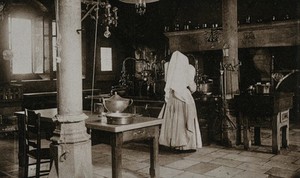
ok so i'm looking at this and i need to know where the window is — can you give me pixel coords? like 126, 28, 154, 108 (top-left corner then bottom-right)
100, 47, 112, 71
52, 21, 57, 72
9, 17, 33, 74
8, 15, 55, 80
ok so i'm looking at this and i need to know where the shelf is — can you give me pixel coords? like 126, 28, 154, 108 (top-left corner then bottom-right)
165, 20, 300, 52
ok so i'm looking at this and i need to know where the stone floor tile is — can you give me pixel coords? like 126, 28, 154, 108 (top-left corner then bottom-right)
94, 166, 147, 178
239, 150, 275, 159
231, 170, 269, 178
294, 159, 300, 165
236, 162, 272, 173
264, 160, 300, 171
266, 167, 296, 178
204, 166, 243, 178
152, 155, 182, 166
92, 144, 111, 155
122, 159, 149, 171
217, 148, 242, 154
223, 153, 268, 165
206, 150, 230, 158
255, 146, 274, 154
173, 171, 215, 178
138, 166, 184, 178
165, 159, 200, 170
184, 154, 216, 163
185, 162, 221, 174
209, 157, 243, 168
92, 154, 111, 165
270, 154, 299, 163
157, 154, 183, 166
122, 150, 149, 162
194, 147, 221, 155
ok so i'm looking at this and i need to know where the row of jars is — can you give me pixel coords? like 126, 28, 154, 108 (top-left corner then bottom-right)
165, 14, 294, 32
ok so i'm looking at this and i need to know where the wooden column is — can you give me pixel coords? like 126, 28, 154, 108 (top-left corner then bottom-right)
222, 0, 239, 146
49, 0, 92, 177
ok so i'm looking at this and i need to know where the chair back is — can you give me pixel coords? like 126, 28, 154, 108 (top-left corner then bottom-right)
24, 109, 52, 178
25, 109, 42, 154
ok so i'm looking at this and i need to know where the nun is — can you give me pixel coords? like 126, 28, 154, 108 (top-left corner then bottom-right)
159, 51, 202, 152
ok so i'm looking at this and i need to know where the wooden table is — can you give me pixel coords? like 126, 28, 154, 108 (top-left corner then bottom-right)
15, 108, 162, 178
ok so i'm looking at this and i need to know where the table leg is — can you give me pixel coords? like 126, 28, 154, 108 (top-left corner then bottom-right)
111, 132, 123, 178
16, 114, 26, 167
236, 113, 242, 145
149, 126, 160, 178
272, 115, 280, 154
243, 116, 251, 150
282, 121, 289, 148
254, 127, 261, 145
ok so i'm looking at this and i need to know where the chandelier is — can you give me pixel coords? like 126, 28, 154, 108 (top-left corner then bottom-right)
120, 0, 159, 15
82, 0, 118, 38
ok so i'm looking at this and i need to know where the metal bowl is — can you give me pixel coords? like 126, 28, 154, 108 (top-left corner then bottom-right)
106, 112, 135, 125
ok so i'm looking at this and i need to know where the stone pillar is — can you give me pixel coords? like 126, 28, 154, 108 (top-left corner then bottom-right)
49, 0, 93, 177
221, 0, 239, 147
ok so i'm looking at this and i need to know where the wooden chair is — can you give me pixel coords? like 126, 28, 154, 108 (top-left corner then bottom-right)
24, 109, 52, 178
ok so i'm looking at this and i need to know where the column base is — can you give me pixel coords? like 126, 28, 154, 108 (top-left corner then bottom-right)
49, 140, 93, 178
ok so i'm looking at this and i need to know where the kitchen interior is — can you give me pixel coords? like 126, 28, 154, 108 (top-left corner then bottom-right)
0, 0, 300, 177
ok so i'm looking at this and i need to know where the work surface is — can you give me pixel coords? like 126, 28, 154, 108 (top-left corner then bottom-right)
15, 108, 162, 133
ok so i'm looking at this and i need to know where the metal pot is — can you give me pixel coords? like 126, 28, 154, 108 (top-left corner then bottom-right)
198, 79, 213, 95
102, 92, 133, 113
106, 112, 135, 125
255, 83, 270, 94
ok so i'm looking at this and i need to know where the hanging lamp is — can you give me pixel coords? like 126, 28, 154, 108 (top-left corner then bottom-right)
119, 0, 159, 15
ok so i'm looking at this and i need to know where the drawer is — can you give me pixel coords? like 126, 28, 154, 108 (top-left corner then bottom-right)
123, 127, 157, 142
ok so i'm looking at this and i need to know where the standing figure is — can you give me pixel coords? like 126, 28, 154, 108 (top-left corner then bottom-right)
159, 51, 202, 151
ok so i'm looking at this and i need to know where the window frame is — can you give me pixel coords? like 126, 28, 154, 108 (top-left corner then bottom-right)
4, 2, 58, 82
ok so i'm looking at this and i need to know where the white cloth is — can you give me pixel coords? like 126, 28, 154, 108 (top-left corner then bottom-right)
159, 51, 202, 150
164, 51, 194, 104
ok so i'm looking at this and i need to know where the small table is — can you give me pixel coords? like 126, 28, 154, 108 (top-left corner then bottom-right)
15, 108, 162, 178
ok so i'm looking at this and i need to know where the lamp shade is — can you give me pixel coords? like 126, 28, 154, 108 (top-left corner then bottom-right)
119, 0, 159, 4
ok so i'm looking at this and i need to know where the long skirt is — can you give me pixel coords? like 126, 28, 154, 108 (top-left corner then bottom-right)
158, 93, 202, 150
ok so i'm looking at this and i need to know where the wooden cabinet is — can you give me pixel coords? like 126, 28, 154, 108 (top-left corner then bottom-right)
165, 20, 300, 52
0, 84, 23, 133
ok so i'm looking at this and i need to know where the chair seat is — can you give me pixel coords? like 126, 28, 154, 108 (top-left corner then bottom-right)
28, 148, 51, 160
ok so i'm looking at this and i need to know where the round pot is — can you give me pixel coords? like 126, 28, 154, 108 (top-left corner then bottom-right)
106, 112, 135, 125
102, 92, 133, 113
198, 80, 213, 95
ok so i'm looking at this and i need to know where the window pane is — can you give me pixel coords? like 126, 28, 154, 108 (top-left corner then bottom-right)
10, 18, 32, 74
52, 21, 57, 71
33, 16, 44, 73
100, 47, 112, 71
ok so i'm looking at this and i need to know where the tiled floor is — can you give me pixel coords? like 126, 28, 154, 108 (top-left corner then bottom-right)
1, 122, 300, 178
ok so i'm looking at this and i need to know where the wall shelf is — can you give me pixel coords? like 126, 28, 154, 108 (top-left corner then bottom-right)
165, 20, 300, 52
